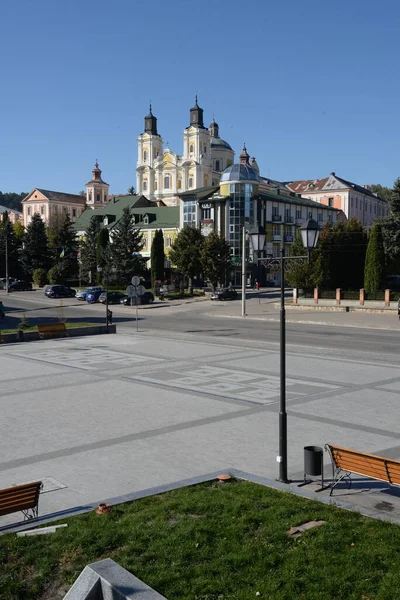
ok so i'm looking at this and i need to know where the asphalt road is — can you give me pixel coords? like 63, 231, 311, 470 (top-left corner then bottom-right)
1, 290, 399, 360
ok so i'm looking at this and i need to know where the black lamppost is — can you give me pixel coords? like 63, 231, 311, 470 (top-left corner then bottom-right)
256, 218, 320, 484
248, 225, 266, 285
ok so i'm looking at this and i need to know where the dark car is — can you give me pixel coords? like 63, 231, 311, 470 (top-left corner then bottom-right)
0, 277, 16, 290
45, 284, 76, 298
120, 291, 154, 305
86, 289, 105, 303
8, 280, 32, 292
99, 292, 127, 305
210, 287, 238, 301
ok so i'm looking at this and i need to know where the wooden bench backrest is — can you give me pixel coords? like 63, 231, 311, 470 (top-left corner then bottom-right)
38, 323, 66, 333
0, 482, 41, 516
328, 445, 400, 486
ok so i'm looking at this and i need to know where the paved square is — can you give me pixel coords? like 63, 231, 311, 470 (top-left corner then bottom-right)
1, 331, 400, 527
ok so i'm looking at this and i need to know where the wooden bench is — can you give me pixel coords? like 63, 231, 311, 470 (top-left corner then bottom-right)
326, 444, 400, 496
38, 322, 67, 339
0, 481, 42, 520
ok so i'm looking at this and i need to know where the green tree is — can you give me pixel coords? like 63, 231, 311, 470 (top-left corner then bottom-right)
201, 231, 231, 290
366, 184, 393, 204
150, 229, 165, 285
109, 207, 144, 285
0, 212, 22, 278
169, 226, 204, 294
21, 213, 51, 275
364, 223, 386, 293
127, 186, 135, 195
47, 212, 78, 277
13, 220, 25, 240
377, 177, 400, 273
80, 215, 102, 284
285, 232, 314, 291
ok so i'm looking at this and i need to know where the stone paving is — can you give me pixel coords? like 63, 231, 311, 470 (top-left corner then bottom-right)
1, 330, 400, 528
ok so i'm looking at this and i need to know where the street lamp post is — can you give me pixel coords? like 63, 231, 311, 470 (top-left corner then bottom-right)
251, 219, 320, 484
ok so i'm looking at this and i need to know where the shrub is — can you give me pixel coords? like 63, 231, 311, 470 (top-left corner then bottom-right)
18, 314, 31, 330
32, 268, 48, 287
48, 263, 67, 284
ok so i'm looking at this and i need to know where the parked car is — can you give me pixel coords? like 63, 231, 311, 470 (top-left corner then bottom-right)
120, 291, 154, 305
99, 292, 127, 305
210, 287, 238, 301
8, 280, 32, 292
76, 286, 104, 301
0, 277, 16, 290
45, 285, 76, 298
86, 289, 106, 303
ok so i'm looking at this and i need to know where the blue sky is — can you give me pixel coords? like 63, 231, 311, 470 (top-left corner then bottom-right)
1, 0, 399, 194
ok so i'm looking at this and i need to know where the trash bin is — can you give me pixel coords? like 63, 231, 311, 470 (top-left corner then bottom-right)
303, 446, 324, 489
304, 445, 323, 476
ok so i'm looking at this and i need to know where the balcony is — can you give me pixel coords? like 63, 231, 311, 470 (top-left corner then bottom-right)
272, 214, 282, 222
272, 235, 281, 241
285, 215, 294, 223
285, 235, 294, 243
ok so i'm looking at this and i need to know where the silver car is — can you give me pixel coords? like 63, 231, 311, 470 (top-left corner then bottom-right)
75, 286, 104, 301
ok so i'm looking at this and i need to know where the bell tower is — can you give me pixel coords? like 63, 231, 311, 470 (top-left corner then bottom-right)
85, 160, 109, 208
137, 104, 163, 198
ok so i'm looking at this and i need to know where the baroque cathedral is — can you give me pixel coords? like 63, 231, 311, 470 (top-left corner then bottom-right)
136, 98, 235, 206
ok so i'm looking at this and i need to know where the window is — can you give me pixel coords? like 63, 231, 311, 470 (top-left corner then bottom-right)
355, 198, 358, 208
143, 150, 147, 161
296, 208, 302, 219
204, 175, 208, 186
328, 213, 333, 223
40, 205, 44, 215
72, 208, 76, 217
27, 207, 31, 216
272, 206, 279, 216
164, 176, 170, 189
215, 160, 220, 171
202, 208, 211, 220
203, 145, 207, 154
65, 207, 69, 214
229, 224, 235, 233
285, 208, 291, 220
189, 144, 194, 153
143, 180, 148, 191
165, 237, 172, 248
97, 194, 100, 203
183, 199, 196, 226
177, 179, 182, 189
143, 215, 149, 225
273, 226, 278, 236
308, 211, 312, 218
89, 192, 92, 202
328, 197, 334, 207
351, 198, 354, 207
318, 212, 323, 222
188, 177, 193, 188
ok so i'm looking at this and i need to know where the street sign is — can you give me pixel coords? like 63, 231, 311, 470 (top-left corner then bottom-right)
126, 285, 137, 297
131, 276, 140, 286
136, 285, 146, 296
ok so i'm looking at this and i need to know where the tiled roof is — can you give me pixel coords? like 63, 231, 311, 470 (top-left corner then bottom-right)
23, 189, 86, 204
259, 190, 339, 211
286, 174, 388, 202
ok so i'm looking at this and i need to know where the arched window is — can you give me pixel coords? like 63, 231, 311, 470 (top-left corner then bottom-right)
215, 160, 220, 172
188, 177, 193, 188
203, 145, 207, 154
96, 194, 100, 203
143, 180, 148, 191
177, 179, 182, 189
164, 175, 170, 189
189, 144, 194, 154
154, 180, 158, 190
143, 150, 147, 161
88, 192, 92, 202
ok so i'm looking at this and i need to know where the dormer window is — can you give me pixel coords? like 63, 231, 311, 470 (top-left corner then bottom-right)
143, 215, 149, 225
104, 216, 108, 226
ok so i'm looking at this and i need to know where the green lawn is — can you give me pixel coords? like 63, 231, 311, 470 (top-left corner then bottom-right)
2, 479, 400, 599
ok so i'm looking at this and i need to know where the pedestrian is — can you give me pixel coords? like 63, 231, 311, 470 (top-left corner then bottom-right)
107, 309, 113, 325
0, 301, 4, 319
255, 281, 260, 291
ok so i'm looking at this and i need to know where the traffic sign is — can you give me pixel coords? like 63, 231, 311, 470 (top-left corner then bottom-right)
131, 276, 140, 286
136, 285, 146, 296
126, 285, 137, 298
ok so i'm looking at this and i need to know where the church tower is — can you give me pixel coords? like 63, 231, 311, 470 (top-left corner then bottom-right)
85, 161, 109, 208
136, 104, 163, 199
183, 96, 212, 190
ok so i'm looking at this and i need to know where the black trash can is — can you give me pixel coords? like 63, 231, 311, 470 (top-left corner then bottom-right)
303, 446, 324, 489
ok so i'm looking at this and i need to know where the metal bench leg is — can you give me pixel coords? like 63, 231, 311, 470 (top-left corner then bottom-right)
329, 470, 352, 496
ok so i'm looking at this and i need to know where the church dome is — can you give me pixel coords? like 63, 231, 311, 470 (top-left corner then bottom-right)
220, 163, 260, 183
210, 137, 233, 151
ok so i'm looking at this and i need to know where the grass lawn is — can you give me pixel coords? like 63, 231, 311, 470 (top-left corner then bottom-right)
2, 479, 400, 600
0, 322, 102, 334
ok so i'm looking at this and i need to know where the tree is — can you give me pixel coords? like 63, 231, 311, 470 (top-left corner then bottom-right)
80, 215, 102, 284
201, 232, 231, 290
0, 212, 22, 278
0, 191, 27, 212
377, 177, 400, 273
364, 223, 386, 293
47, 212, 79, 277
169, 226, 204, 294
150, 229, 165, 285
109, 207, 144, 285
96, 227, 111, 285
21, 213, 51, 275
366, 184, 393, 204
13, 221, 25, 240
285, 232, 314, 291
127, 186, 135, 195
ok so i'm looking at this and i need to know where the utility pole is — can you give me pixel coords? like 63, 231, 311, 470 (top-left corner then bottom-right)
5, 224, 9, 294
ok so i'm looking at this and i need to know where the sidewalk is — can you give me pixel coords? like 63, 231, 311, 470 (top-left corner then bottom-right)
207, 293, 400, 330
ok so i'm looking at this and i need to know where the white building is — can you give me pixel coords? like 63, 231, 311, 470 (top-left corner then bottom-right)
136, 99, 235, 206
286, 172, 389, 226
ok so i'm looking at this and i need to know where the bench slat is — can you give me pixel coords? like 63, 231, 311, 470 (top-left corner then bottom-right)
38, 323, 66, 333
0, 482, 41, 517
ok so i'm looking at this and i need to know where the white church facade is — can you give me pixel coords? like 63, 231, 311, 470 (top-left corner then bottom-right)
136, 99, 235, 206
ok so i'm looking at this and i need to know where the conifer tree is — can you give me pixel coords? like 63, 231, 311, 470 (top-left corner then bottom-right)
150, 229, 165, 285
109, 207, 144, 285
47, 212, 78, 277
21, 213, 51, 275
364, 223, 386, 293
0, 212, 22, 278
80, 215, 102, 283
